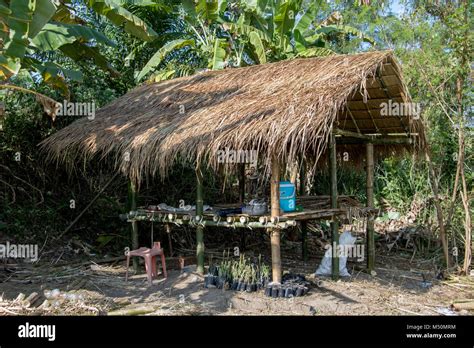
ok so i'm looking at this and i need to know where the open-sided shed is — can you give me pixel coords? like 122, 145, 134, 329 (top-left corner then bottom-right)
41, 50, 425, 282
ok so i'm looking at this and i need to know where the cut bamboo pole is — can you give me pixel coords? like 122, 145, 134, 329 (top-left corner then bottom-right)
366, 143, 375, 273
299, 158, 308, 262
238, 163, 246, 251
196, 167, 205, 274
128, 179, 139, 271
270, 155, 282, 284
135, 217, 296, 228
165, 224, 173, 257
451, 301, 474, 311
329, 132, 339, 280
238, 163, 245, 204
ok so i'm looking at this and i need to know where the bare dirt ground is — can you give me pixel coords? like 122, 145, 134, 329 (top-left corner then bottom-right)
1, 247, 473, 316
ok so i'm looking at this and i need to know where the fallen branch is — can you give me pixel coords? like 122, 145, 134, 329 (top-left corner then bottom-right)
108, 305, 158, 316
57, 172, 119, 239
24, 292, 40, 308
451, 301, 474, 311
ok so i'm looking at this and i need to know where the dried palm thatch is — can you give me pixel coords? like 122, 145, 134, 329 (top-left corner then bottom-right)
40, 50, 425, 184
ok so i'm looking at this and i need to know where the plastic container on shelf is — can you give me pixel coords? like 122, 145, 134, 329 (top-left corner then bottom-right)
279, 181, 296, 212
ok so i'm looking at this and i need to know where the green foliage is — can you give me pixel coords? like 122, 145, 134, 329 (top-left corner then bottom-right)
136, 38, 194, 81
375, 158, 429, 212
135, 0, 374, 81
1, 0, 162, 100
311, 166, 366, 203
248, 30, 266, 63
31, 23, 115, 51
86, 0, 158, 41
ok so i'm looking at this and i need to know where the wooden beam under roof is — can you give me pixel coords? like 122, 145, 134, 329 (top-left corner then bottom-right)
334, 128, 413, 145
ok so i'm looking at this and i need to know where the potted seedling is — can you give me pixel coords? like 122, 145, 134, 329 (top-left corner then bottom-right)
236, 254, 246, 291
217, 249, 233, 289
271, 284, 280, 298
264, 283, 272, 296
225, 260, 232, 287
279, 285, 286, 298
205, 256, 218, 288
252, 266, 258, 291
224, 263, 230, 288
260, 264, 270, 287
239, 268, 247, 291
229, 260, 239, 290
216, 265, 223, 289
234, 259, 240, 290
244, 265, 252, 292
217, 262, 228, 289
204, 274, 213, 288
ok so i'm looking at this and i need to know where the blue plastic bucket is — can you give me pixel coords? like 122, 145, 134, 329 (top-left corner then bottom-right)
279, 181, 296, 212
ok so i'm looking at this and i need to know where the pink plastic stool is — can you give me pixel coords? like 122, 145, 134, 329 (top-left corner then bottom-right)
125, 242, 167, 286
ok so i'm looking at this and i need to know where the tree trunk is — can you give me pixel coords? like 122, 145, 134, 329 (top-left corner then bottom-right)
456, 74, 472, 275
366, 143, 375, 273
128, 180, 139, 272
196, 167, 205, 274
425, 147, 450, 269
299, 158, 308, 261
329, 132, 339, 280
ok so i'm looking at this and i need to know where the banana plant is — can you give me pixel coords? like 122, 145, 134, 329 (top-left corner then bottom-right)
241, 0, 375, 59
86, 0, 159, 42
0, 0, 160, 114
137, 0, 375, 83
137, 0, 232, 82
137, 0, 271, 82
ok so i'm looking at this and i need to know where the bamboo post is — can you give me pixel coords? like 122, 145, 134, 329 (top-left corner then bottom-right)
366, 143, 375, 273
299, 159, 308, 262
238, 163, 247, 251
165, 224, 173, 257
196, 167, 205, 274
329, 132, 339, 279
270, 155, 282, 284
127, 179, 139, 271
238, 163, 245, 204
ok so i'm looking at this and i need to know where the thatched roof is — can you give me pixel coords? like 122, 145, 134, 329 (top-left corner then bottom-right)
41, 50, 425, 183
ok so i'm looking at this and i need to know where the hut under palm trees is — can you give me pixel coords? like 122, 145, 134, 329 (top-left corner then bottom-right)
41, 50, 425, 282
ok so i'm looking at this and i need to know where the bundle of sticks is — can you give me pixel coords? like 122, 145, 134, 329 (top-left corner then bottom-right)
297, 195, 377, 220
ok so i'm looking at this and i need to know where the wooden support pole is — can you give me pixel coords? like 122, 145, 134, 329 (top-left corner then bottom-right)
196, 167, 205, 274
238, 163, 247, 251
127, 179, 139, 271
165, 224, 173, 257
336, 137, 412, 145
270, 155, 282, 284
329, 132, 339, 280
299, 158, 306, 196
299, 159, 308, 262
238, 163, 245, 204
366, 143, 375, 273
